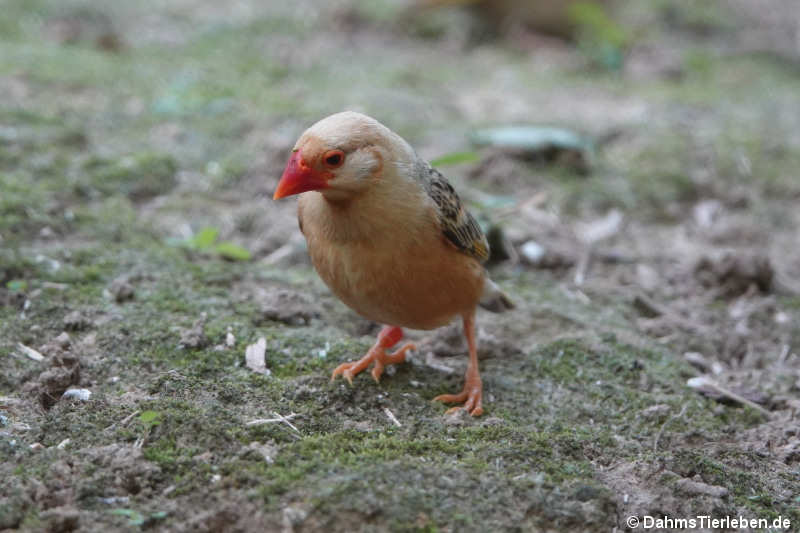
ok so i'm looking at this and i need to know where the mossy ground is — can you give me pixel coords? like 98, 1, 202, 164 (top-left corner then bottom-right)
2, 1, 800, 531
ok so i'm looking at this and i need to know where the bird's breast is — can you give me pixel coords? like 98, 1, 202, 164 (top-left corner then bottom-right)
304, 222, 485, 330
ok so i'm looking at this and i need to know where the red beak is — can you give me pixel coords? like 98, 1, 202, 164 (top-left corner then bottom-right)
273, 150, 329, 199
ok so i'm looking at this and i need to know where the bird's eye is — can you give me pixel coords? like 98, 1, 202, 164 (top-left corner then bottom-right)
323, 150, 345, 169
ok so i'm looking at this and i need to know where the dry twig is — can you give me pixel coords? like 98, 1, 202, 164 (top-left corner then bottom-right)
653, 403, 688, 452
383, 407, 402, 427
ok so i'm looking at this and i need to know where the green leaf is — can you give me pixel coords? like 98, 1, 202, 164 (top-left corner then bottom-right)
109, 509, 137, 517
214, 242, 252, 261
190, 227, 219, 249
567, 1, 627, 70
5, 279, 28, 292
138, 410, 161, 426
110, 509, 145, 526
430, 151, 480, 167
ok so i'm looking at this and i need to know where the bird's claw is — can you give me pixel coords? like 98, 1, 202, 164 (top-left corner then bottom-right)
330, 342, 415, 384
434, 383, 483, 417
331, 363, 358, 385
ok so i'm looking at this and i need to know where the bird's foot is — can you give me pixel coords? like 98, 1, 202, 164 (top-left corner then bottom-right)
433, 377, 483, 417
331, 326, 415, 385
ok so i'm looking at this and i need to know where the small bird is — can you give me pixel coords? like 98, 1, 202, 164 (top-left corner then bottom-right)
273, 112, 513, 416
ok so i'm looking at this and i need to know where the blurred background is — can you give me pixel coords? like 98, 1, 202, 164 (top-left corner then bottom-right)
2, 0, 800, 531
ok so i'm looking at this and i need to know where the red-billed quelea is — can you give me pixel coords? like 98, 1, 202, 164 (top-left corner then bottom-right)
273, 111, 513, 416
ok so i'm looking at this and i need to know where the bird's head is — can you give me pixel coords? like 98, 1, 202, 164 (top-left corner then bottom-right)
273, 111, 414, 202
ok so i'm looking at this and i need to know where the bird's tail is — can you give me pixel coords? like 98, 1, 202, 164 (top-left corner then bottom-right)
479, 278, 515, 313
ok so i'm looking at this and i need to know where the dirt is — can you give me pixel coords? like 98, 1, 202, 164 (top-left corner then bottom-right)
251, 287, 320, 327
178, 314, 209, 350
21, 333, 82, 410
2, 0, 800, 532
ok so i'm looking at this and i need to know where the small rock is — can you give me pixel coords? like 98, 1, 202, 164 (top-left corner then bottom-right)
39, 226, 56, 239
692, 199, 723, 229
519, 240, 576, 269
443, 408, 468, 426
108, 277, 135, 302
63, 310, 91, 331
242, 441, 278, 463
54, 332, 72, 350
291, 384, 315, 401
519, 240, 546, 264
315, 341, 330, 359
675, 477, 728, 498
256, 289, 318, 326
179, 314, 208, 349
61, 388, 92, 401
683, 352, 724, 375
282, 506, 309, 532
632, 294, 663, 318
635, 264, 660, 292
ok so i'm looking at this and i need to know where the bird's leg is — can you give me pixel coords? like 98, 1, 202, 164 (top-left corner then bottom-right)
331, 325, 416, 385
433, 313, 483, 416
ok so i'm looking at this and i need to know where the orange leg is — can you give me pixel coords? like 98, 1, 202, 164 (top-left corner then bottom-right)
433, 312, 484, 416
331, 326, 416, 384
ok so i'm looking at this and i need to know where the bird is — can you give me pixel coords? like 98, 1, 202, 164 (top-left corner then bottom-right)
272, 111, 513, 416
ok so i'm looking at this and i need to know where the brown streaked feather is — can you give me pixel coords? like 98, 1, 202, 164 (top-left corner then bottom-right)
421, 165, 490, 263
298, 205, 305, 235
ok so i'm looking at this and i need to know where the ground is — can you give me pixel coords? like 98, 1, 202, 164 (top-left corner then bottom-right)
1, 0, 800, 531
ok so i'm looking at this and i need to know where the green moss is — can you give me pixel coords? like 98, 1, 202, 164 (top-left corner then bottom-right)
668, 449, 800, 523
82, 152, 178, 200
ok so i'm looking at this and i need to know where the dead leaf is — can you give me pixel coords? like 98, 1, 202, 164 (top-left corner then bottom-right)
245, 338, 270, 375
16, 343, 45, 362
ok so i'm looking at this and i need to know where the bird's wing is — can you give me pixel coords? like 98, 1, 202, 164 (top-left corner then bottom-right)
421, 164, 490, 263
